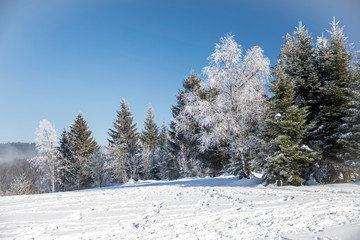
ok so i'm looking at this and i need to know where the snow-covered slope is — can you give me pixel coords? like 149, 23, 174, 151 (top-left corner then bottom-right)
0, 175, 359, 240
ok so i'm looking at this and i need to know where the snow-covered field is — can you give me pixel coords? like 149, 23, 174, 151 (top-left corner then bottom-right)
0, 175, 359, 240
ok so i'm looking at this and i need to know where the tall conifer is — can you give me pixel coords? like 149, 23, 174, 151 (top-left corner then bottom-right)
260, 67, 315, 186
141, 106, 158, 150
314, 19, 355, 183
68, 113, 98, 190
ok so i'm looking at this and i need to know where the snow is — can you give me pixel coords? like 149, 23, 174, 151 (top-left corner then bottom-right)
0, 175, 359, 240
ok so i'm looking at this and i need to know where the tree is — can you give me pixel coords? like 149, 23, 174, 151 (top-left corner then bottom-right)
336, 53, 360, 181
108, 99, 140, 154
277, 23, 321, 158
168, 71, 203, 179
68, 113, 98, 190
8, 173, 32, 195
313, 18, 355, 183
139, 106, 159, 179
175, 34, 270, 178
88, 147, 110, 187
108, 99, 140, 182
154, 122, 171, 179
30, 119, 59, 192
278, 22, 320, 111
141, 106, 158, 150
57, 129, 75, 191
257, 67, 315, 186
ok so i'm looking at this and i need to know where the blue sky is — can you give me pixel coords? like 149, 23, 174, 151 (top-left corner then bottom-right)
0, 0, 359, 145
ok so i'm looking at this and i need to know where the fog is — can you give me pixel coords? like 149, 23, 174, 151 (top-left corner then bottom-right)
0, 143, 37, 164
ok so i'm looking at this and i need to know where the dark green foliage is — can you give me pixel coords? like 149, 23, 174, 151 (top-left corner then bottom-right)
108, 99, 140, 155
141, 107, 159, 150
108, 99, 140, 182
276, 24, 321, 153
313, 19, 355, 183
68, 113, 98, 190
57, 129, 75, 191
336, 54, 360, 181
260, 67, 315, 186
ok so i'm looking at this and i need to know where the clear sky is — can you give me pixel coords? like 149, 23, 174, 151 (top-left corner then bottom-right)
0, 0, 359, 145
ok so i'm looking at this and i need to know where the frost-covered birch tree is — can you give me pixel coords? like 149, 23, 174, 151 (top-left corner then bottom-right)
30, 120, 59, 192
175, 34, 270, 178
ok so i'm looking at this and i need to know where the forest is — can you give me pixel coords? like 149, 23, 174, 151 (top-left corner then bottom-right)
1, 18, 359, 195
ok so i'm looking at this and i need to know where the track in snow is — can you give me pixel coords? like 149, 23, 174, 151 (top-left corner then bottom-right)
0, 175, 359, 239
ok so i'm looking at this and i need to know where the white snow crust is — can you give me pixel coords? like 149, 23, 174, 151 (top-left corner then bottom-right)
0, 175, 359, 239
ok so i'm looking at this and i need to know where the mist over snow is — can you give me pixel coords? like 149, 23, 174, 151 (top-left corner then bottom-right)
0, 175, 359, 239
0, 143, 37, 164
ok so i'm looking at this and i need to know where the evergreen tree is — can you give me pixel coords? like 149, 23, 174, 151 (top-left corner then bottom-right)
278, 22, 320, 109
336, 53, 360, 181
107, 99, 140, 182
140, 106, 159, 179
153, 122, 171, 180
277, 23, 321, 155
259, 67, 315, 186
57, 129, 74, 191
141, 106, 159, 150
313, 18, 355, 183
108, 99, 140, 155
68, 113, 98, 190
168, 72, 203, 179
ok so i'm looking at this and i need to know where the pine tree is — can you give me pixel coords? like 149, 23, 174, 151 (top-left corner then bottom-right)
336, 53, 360, 181
153, 122, 170, 180
57, 129, 74, 191
313, 18, 355, 183
107, 99, 140, 182
277, 23, 321, 155
68, 113, 98, 190
259, 67, 315, 186
168, 72, 203, 179
141, 106, 159, 150
140, 106, 159, 179
108, 99, 140, 155
279, 22, 320, 108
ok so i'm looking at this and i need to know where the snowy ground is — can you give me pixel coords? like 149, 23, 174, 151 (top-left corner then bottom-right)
0, 175, 359, 240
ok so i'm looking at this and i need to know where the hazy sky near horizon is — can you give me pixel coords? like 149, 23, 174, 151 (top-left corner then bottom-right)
0, 0, 359, 145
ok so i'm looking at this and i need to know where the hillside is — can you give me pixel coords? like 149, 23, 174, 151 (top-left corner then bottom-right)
0, 175, 359, 239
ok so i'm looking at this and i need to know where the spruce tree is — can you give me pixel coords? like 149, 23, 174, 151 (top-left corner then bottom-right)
277, 23, 321, 148
108, 99, 140, 155
68, 113, 98, 190
57, 129, 74, 191
260, 67, 315, 186
336, 53, 360, 181
140, 106, 159, 179
153, 122, 171, 180
108, 99, 140, 182
168, 72, 203, 179
314, 18, 355, 183
141, 106, 159, 150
